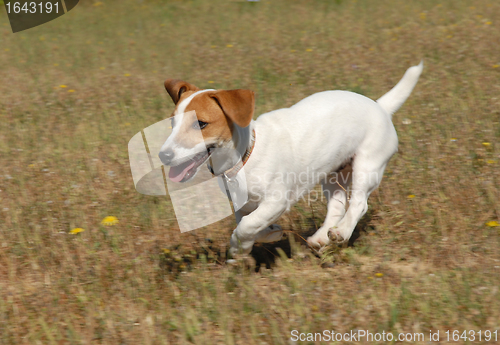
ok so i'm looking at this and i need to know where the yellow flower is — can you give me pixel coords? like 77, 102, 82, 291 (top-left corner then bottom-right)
482, 142, 491, 147
375, 273, 384, 277
70, 228, 85, 234
124, 122, 131, 126
130, 58, 135, 61
208, 81, 215, 84
5, 48, 10, 52
450, 138, 457, 142
210, 45, 216, 48
306, 48, 313, 52
408, 194, 416, 199
101, 216, 119, 226
486, 221, 499, 227
226, 44, 233, 48
487, 159, 496, 164
124, 73, 131, 77
68, 90, 75, 93
486, 21, 492, 25
420, 12, 426, 20
290, 49, 296, 53
93, 2, 104, 7
162, 248, 170, 254
100, 67, 105, 70
39, 36, 46, 41
493, 65, 499, 68
59, 85, 67, 88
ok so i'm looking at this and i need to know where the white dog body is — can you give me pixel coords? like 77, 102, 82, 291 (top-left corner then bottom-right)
159, 62, 423, 256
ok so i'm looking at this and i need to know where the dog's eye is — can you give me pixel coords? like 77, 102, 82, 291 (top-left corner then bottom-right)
192, 120, 208, 130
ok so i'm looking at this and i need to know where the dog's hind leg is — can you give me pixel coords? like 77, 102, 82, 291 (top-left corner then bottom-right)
307, 164, 352, 248
327, 157, 388, 244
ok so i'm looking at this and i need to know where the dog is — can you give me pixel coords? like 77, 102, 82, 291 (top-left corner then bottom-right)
159, 61, 423, 257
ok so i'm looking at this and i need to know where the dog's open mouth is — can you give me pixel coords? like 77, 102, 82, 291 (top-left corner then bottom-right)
168, 146, 214, 183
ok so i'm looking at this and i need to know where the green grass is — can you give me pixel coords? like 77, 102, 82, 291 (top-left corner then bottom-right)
1, 0, 500, 344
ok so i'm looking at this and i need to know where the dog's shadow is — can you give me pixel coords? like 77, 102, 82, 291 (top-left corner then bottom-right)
158, 210, 375, 276
250, 210, 374, 272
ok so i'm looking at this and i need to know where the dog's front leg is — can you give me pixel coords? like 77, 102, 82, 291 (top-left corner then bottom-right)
229, 201, 287, 257
236, 209, 283, 244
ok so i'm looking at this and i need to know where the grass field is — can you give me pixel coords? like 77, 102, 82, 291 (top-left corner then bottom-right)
1, 0, 500, 344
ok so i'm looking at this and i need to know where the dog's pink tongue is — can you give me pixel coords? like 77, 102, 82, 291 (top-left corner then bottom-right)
168, 160, 196, 182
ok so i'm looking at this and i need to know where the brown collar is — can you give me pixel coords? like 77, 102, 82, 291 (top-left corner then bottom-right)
208, 129, 256, 179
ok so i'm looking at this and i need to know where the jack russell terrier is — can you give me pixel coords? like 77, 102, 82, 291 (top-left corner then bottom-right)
159, 61, 423, 257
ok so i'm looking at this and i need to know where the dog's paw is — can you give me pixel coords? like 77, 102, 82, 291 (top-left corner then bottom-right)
255, 224, 283, 243
307, 234, 329, 249
229, 233, 254, 256
327, 228, 346, 244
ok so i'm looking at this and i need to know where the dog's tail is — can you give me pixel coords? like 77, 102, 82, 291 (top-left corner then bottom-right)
376, 60, 423, 118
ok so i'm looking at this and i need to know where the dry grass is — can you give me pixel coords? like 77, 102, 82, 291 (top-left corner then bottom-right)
0, 0, 499, 344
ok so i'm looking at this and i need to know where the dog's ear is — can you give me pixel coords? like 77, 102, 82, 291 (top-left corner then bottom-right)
209, 89, 255, 128
164, 79, 200, 104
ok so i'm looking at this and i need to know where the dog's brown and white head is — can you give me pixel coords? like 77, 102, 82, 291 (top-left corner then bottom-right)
159, 79, 255, 183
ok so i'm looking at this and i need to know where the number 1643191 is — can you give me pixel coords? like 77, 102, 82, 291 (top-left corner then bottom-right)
5, 2, 60, 14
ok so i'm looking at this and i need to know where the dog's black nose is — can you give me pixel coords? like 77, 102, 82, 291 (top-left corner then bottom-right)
159, 149, 175, 165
